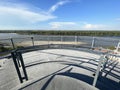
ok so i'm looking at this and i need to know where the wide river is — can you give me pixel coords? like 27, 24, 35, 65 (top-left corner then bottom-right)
0, 33, 120, 47
0, 33, 32, 39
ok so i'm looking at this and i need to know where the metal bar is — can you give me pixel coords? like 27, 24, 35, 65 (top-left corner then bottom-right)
102, 56, 108, 69
60, 36, 63, 48
18, 52, 28, 81
47, 35, 49, 45
16, 53, 21, 67
93, 55, 104, 86
91, 37, 95, 49
11, 52, 23, 83
61, 36, 63, 42
31, 37, 34, 46
75, 36, 77, 42
11, 38, 15, 49
116, 41, 120, 52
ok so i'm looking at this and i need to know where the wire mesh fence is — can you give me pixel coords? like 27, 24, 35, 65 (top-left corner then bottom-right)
94, 37, 119, 48
0, 35, 120, 57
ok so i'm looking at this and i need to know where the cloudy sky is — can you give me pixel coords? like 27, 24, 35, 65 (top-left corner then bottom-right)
0, 0, 120, 30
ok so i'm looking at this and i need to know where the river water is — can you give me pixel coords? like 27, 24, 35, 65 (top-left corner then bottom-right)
0, 33, 120, 47
0, 33, 32, 39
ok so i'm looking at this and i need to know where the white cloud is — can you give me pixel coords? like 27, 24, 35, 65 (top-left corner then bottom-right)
48, 0, 70, 13
49, 22, 76, 29
0, 6, 56, 24
83, 23, 105, 29
0, 1, 74, 29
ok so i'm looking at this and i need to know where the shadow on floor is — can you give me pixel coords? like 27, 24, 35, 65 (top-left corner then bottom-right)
41, 68, 120, 90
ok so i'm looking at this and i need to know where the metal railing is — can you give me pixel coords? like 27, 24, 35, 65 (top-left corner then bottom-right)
11, 50, 28, 83
1, 35, 120, 89
0, 35, 120, 58
10, 44, 120, 90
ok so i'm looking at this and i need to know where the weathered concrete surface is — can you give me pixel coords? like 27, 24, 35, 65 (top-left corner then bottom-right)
1, 49, 120, 90
44, 75, 98, 90
0, 58, 20, 90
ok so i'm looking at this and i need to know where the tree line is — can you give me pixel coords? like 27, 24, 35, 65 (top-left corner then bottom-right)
0, 30, 120, 36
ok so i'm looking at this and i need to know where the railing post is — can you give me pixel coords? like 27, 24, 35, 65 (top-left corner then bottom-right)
102, 55, 108, 70
91, 37, 95, 49
11, 51, 28, 83
18, 52, 28, 81
10, 38, 15, 49
11, 52, 23, 83
47, 35, 49, 45
93, 55, 104, 87
61, 36, 63, 48
16, 54, 21, 67
75, 36, 78, 42
61, 36, 63, 42
31, 37, 34, 46
116, 41, 120, 52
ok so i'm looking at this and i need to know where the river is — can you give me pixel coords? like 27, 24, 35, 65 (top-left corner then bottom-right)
0, 33, 120, 47
0, 33, 32, 39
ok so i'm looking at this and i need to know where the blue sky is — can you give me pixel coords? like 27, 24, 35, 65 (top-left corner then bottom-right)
0, 0, 120, 30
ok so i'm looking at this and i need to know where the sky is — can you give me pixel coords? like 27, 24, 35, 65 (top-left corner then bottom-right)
0, 0, 120, 30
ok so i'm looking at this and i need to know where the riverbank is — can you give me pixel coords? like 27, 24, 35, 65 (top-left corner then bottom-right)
15, 41, 87, 47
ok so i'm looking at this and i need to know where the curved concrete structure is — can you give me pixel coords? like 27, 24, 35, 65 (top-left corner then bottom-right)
1, 49, 120, 90
13, 75, 98, 90
44, 75, 98, 90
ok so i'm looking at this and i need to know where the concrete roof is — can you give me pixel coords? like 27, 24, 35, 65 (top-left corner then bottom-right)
0, 49, 120, 90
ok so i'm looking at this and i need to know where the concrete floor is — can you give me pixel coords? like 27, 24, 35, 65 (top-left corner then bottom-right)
0, 49, 120, 90
0, 58, 20, 90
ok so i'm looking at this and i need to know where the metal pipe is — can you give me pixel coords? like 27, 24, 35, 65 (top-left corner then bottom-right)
93, 55, 104, 87
75, 36, 77, 42
31, 37, 34, 46
18, 52, 28, 81
11, 52, 23, 83
116, 41, 120, 52
91, 37, 95, 49
11, 38, 15, 49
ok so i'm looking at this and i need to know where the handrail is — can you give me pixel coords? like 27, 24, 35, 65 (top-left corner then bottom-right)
1, 36, 120, 59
